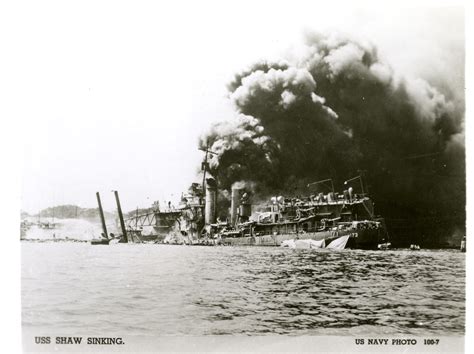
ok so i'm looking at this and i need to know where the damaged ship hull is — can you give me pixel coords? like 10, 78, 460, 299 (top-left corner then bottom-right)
214, 180, 389, 250
220, 228, 383, 249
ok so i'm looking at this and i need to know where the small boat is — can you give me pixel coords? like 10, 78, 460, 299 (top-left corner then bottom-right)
409, 244, 420, 250
91, 238, 111, 245
377, 242, 391, 250
460, 236, 466, 252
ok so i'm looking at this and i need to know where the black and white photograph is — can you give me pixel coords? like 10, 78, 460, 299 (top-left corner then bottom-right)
2, 0, 469, 352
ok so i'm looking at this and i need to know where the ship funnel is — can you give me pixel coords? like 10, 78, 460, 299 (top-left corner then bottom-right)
239, 192, 252, 222
205, 178, 217, 225
230, 186, 243, 226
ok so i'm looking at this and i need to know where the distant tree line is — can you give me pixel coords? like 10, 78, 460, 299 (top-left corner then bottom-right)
23, 204, 161, 222
30, 205, 115, 219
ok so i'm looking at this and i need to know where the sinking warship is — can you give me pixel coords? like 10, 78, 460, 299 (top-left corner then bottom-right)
115, 173, 388, 250
204, 178, 389, 250
105, 141, 388, 250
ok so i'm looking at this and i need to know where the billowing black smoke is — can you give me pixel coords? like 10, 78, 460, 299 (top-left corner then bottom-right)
200, 32, 465, 245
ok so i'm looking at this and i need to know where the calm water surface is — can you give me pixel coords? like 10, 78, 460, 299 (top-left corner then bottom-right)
22, 243, 465, 335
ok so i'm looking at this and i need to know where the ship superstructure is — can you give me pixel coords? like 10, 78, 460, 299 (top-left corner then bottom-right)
123, 183, 206, 243
206, 179, 389, 249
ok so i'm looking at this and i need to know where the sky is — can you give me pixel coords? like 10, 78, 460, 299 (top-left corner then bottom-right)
2, 0, 465, 214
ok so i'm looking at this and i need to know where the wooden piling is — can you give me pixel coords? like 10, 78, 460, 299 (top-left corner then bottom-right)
114, 190, 129, 243
96, 192, 108, 239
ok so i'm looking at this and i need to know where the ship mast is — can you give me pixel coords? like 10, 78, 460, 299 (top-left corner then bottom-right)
199, 142, 217, 199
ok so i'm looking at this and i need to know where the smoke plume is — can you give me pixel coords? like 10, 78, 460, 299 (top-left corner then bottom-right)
200, 32, 465, 244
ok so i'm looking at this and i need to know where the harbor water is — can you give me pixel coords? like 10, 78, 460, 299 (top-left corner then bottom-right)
22, 243, 465, 336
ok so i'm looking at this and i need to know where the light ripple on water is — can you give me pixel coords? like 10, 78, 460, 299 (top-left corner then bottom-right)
22, 243, 465, 336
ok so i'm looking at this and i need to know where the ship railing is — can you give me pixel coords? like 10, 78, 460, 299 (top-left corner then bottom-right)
282, 198, 367, 208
